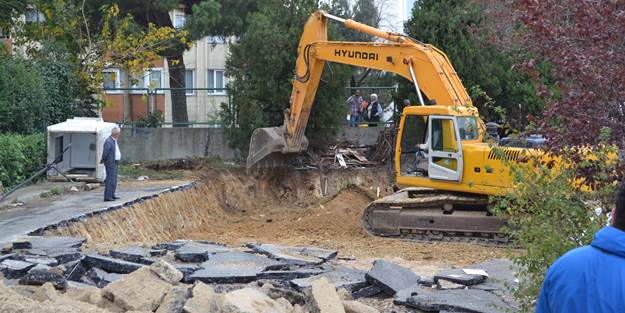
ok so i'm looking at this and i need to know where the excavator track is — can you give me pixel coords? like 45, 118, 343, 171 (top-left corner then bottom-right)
362, 187, 509, 246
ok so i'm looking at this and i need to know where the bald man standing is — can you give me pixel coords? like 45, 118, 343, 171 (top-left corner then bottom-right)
100, 127, 122, 202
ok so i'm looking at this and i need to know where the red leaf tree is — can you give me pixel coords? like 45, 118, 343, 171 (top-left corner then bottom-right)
489, 0, 625, 149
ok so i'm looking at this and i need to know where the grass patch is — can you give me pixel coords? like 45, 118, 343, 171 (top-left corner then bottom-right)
40, 187, 65, 198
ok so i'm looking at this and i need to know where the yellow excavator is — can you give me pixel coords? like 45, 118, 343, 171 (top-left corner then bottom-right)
247, 10, 526, 244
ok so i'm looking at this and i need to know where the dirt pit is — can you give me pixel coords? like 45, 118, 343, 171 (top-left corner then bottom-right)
48, 166, 507, 273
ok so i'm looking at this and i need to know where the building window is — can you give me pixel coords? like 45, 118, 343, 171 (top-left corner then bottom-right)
103, 69, 121, 93
127, 68, 162, 93
185, 69, 195, 95
207, 36, 225, 44
25, 8, 45, 23
129, 72, 145, 92
147, 69, 162, 89
174, 14, 186, 29
207, 69, 226, 94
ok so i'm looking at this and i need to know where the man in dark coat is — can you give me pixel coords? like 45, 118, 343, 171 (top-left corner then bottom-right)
367, 93, 383, 127
100, 127, 122, 201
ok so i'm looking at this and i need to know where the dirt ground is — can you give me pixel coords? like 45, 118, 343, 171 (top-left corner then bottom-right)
50, 166, 508, 275
189, 187, 506, 267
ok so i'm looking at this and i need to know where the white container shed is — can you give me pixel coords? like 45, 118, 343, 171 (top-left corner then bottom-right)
47, 117, 118, 182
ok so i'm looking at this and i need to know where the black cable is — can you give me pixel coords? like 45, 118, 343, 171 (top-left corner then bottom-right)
295, 44, 312, 83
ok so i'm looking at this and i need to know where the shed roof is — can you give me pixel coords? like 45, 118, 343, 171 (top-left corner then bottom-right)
47, 117, 118, 133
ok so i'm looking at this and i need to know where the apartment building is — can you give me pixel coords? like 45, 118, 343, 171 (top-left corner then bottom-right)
102, 9, 229, 126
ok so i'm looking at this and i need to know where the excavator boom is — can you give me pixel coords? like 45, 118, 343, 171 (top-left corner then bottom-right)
247, 10, 517, 244
247, 10, 471, 167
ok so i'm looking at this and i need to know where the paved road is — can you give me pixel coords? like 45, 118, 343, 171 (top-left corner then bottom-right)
0, 181, 191, 246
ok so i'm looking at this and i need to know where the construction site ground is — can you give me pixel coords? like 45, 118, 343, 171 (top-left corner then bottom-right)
47, 164, 508, 272
0, 162, 514, 312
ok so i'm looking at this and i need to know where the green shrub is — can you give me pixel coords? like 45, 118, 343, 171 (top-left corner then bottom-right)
492, 145, 618, 312
0, 49, 91, 135
134, 110, 164, 128
0, 133, 46, 189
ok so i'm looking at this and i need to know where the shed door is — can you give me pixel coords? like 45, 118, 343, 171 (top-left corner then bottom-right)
70, 133, 97, 168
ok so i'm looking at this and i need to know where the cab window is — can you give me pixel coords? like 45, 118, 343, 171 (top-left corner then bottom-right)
457, 116, 478, 141
400, 115, 428, 152
431, 118, 458, 152
399, 115, 428, 176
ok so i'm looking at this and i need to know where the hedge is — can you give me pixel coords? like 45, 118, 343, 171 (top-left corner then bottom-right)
0, 133, 46, 190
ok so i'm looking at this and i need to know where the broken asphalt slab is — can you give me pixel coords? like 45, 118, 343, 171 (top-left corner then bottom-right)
18, 269, 67, 289
64, 259, 88, 282
0, 259, 36, 279
84, 254, 144, 274
406, 287, 512, 313
174, 241, 231, 262
248, 243, 337, 265
393, 283, 422, 306
258, 268, 329, 280
291, 267, 369, 293
365, 260, 421, 296
14, 236, 86, 250
109, 246, 154, 265
0, 182, 193, 246
152, 240, 189, 251
468, 259, 519, 292
85, 268, 123, 288
434, 268, 487, 287
188, 251, 286, 283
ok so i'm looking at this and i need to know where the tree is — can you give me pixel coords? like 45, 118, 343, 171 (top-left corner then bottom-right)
96, 1, 198, 126
328, 0, 383, 89
399, 0, 543, 127
11, 0, 186, 116
0, 52, 47, 134
107, 0, 252, 127
222, 1, 351, 154
492, 0, 625, 149
0, 1, 26, 31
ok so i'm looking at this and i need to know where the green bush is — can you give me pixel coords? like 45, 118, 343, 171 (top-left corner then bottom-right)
0, 47, 91, 135
0, 133, 46, 189
0, 54, 47, 134
492, 145, 618, 312
134, 110, 164, 128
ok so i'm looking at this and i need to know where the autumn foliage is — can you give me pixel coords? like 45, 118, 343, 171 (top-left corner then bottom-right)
497, 0, 625, 149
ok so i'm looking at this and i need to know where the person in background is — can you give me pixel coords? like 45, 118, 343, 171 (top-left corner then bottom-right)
361, 99, 369, 124
403, 98, 411, 108
367, 93, 383, 127
345, 89, 363, 127
535, 183, 625, 313
100, 127, 122, 202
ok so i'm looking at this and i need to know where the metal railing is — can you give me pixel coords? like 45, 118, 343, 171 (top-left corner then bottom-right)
102, 87, 230, 127
100, 86, 399, 128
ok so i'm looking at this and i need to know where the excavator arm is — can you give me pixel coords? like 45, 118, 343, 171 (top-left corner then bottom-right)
247, 10, 472, 167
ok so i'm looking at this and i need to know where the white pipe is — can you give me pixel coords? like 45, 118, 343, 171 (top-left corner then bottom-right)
408, 63, 425, 106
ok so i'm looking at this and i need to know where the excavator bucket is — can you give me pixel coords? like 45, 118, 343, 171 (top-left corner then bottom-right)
246, 126, 309, 168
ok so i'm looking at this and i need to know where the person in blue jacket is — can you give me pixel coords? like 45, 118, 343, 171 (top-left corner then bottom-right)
536, 183, 625, 313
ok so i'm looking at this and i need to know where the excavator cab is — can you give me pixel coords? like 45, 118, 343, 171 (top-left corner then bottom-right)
397, 105, 483, 184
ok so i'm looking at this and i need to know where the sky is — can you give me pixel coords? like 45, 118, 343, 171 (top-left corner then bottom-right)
321, 0, 417, 33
